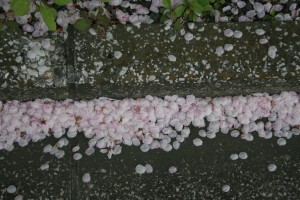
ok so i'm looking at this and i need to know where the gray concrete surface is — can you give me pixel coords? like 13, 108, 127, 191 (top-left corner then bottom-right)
0, 30, 68, 101
0, 129, 300, 199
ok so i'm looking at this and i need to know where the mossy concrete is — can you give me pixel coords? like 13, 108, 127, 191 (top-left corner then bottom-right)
0, 31, 68, 101
73, 21, 300, 100
1, 21, 300, 101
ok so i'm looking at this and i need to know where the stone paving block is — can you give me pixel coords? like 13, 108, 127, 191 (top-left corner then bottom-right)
0, 31, 68, 101
1, 130, 300, 199
73, 21, 300, 98
0, 137, 72, 200
73, 129, 300, 199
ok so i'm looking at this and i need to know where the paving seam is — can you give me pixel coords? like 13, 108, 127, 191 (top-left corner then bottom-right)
65, 26, 78, 200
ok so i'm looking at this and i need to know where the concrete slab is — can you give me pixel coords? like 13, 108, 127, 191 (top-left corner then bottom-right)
0, 31, 68, 101
73, 21, 300, 100
0, 137, 73, 200
64, 130, 300, 199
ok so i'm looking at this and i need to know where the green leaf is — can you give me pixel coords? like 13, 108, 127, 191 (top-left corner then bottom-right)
198, 0, 210, 6
10, 0, 31, 16
197, 0, 212, 11
0, 23, 3, 31
96, 15, 111, 27
40, 5, 57, 31
270, 8, 276, 16
6, 21, 21, 32
174, 5, 186, 18
102, 0, 110, 2
98, 7, 104, 15
263, 15, 272, 21
190, 1, 204, 15
271, 17, 278, 24
213, 3, 220, 10
49, 7, 57, 17
174, 20, 182, 30
54, 0, 72, 6
188, 11, 195, 21
162, 0, 172, 9
159, 7, 165, 14
74, 18, 92, 31
160, 14, 169, 23
203, 4, 212, 11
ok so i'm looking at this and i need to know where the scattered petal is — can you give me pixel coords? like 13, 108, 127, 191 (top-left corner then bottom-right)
145, 164, 153, 173
72, 145, 80, 152
89, 28, 97, 36
224, 29, 233, 37
238, 152, 248, 159
168, 55, 176, 62
40, 163, 49, 171
184, 32, 194, 41
193, 138, 203, 146
224, 44, 233, 51
215, 46, 224, 56
14, 195, 23, 200
277, 138, 286, 146
233, 30, 243, 38
73, 153, 83, 160
259, 38, 269, 44
168, 166, 177, 174
255, 29, 265, 36
7, 185, 16, 194
230, 154, 239, 160
135, 164, 146, 174
222, 184, 230, 192
268, 164, 277, 172
82, 173, 91, 183
268, 46, 277, 59
114, 51, 122, 59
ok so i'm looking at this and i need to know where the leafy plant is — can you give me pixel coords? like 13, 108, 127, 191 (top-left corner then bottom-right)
190, 0, 212, 15
162, 0, 172, 10
2, 0, 294, 35
210, 0, 225, 10
40, 4, 57, 31
175, 5, 186, 18
174, 19, 183, 30
10, 0, 31, 16
53, 0, 72, 6
6, 21, 21, 31
161, 0, 213, 29
74, 18, 92, 31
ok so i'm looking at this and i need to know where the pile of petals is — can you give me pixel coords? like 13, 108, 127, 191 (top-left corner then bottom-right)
0, 91, 300, 158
